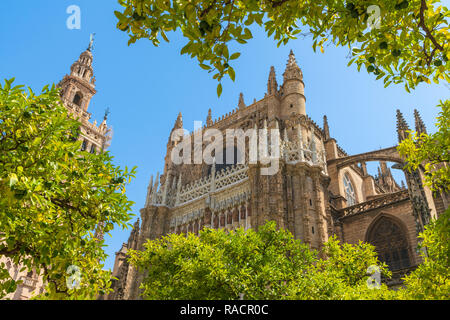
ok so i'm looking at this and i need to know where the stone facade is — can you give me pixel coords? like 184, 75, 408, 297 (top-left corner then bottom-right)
108, 51, 448, 300
1, 43, 110, 300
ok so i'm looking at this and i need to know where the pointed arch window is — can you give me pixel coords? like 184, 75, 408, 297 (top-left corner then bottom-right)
207, 146, 243, 176
81, 139, 87, 151
367, 217, 412, 271
343, 173, 356, 206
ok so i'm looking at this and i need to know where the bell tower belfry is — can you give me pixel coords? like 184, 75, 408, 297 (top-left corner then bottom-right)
59, 46, 96, 112
57, 35, 111, 153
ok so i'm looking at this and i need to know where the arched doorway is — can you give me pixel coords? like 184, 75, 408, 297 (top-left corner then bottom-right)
366, 216, 412, 271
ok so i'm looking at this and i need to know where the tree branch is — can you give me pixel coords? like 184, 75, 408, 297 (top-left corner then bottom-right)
418, 0, 444, 66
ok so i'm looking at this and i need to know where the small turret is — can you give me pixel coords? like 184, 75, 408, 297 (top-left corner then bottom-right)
238, 93, 246, 109
206, 109, 213, 126
323, 115, 330, 140
280, 50, 306, 119
174, 112, 183, 130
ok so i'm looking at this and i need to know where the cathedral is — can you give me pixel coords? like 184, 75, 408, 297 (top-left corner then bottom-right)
2, 45, 447, 300
108, 51, 448, 300
1, 43, 111, 300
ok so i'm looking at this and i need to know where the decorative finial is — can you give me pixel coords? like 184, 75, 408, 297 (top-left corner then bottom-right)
323, 115, 330, 140
414, 109, 427, 135
104, 107, 110, 121
88, 33, 96, 51
238, 93, 245, 109
267, 66, 278, 95
283, 50, 302, 81
396, 109, 409, 142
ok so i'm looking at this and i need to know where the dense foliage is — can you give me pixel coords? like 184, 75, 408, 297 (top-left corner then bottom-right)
115, 0, 449, 95
129, 222, 397, 300
0, 79, 136, 299
397, 207, 450, 299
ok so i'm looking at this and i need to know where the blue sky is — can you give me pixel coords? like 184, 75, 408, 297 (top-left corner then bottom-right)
1, 0, 449, 270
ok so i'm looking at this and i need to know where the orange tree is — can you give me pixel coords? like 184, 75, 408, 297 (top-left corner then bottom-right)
0, 79, 136, 299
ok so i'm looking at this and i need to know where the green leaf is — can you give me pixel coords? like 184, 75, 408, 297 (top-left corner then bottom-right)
228, 67, 236, 81
199, 64, 211, 70
230, 52, 241, 60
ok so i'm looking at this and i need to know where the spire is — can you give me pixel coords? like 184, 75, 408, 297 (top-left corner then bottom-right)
238, 93, 246, 109
267, 66, 278, 95
174, 112, 183, 130
414, 109, 427, 135
283, 50, 303, 82
396, 109, 410, 142
206, 108, 213, 126
323, 115, 330, 140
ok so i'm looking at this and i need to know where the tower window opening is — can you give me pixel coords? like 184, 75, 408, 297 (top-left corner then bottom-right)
73, 93, 83, 106
90, 145, 96, 154
312, 226, 315, 234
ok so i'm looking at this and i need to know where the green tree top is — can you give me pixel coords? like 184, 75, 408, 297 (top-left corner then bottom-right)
115, 0, 449, 95
129, 221, 395, 300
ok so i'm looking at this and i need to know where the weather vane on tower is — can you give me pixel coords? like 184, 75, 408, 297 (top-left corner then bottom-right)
104, 107, 110, 121
88, 33, 96, 51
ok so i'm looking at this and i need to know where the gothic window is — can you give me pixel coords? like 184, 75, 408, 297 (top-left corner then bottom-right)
73, 92, 83, 106
208, 146, 241, 175
90, 145, 96, 154
367, 217, 412, 271
81, 139, 87, 151
343, 173, 356, 206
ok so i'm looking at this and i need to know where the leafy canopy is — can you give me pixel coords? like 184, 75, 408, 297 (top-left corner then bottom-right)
129, 221, 394, 300
115, 0, 449, 95
0, 79, 136, 299
396, 100, 450, 299
397, 207, 450, 300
